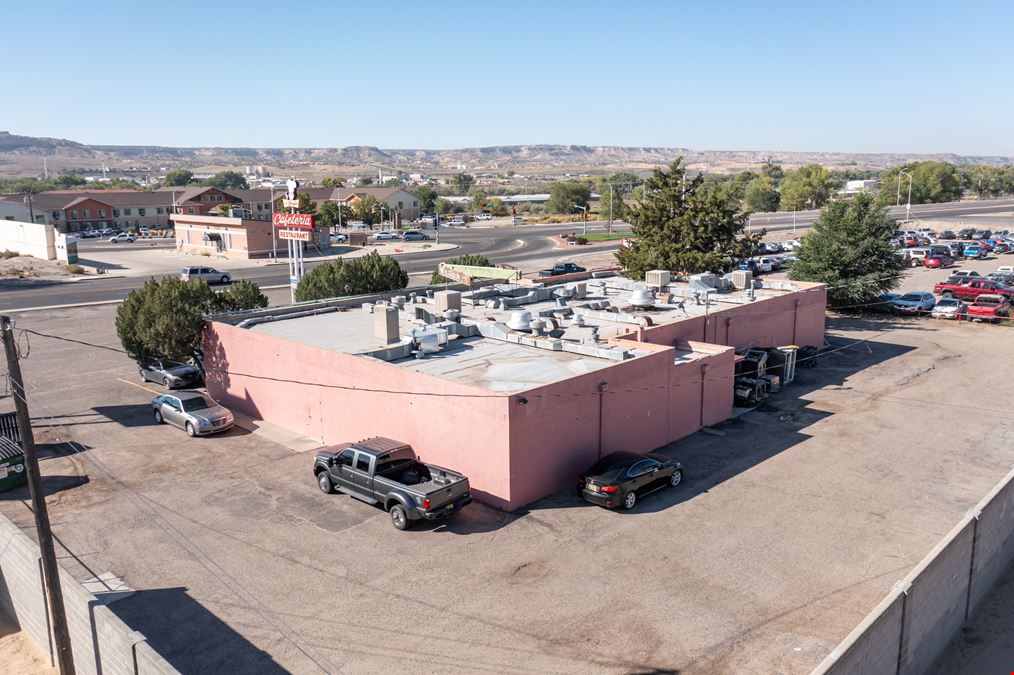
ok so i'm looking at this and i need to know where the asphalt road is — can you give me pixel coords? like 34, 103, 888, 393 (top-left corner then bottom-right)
1, 223, 628, 311
748, 198, 1014, 231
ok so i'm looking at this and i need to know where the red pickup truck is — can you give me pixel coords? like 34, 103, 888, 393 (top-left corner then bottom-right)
965, 294, 1012, 323
933, 277, 1014, 301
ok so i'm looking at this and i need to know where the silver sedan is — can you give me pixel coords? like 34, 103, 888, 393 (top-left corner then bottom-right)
152, 391, 234, 437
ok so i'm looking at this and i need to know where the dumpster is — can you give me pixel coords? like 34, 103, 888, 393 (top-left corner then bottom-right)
0, 435, 27, 492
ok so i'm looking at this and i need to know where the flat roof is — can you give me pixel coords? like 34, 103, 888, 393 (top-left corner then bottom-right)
233, 274, 823, 393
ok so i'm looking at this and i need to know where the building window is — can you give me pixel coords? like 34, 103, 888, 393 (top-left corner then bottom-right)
187, 207, 195, 214
82, 209, 90, 218
124, 208, 132, 216
397, 202, 403, 209
52, 211, 60, 220
157, 207, 163, 214
70, 210, 78, 219
113, 209, 120, 217
413, 200, 418, 207
98, 209, 106, 217
256, 203, 262, 211
139, 208, 146, 216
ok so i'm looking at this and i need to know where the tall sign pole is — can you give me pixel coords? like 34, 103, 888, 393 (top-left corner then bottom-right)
1, 316, 76, 675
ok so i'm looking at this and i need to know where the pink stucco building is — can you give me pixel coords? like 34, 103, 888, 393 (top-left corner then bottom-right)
204, 274, 826, 510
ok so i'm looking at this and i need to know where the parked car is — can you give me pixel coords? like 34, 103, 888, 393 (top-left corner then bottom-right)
958, 228, 976, 239
475, 213, 493, 220
966, 294, 1012, 323
762, 242, 784, 253
996, 265, 1014, 275
781, 239, 802, 250
446, 218, 466, 226
952, 270, 982, 279
109, 233, 135, 243
891, 292, 936, 315
989, 272, 1014, 286
873, 292, 902, 312
313, 437, 471, 530
971, 230, 992, 240
538, 262, 587, 277
401, 230, 430, 241
511, 216, 527, 224
939, 230, 956, 240
963, 244, 986, 259
577, 451, 683, 510
180, 266, 231, 284
906, 248, 931, 266
151, 391, 234, 437
901, 235, 919, 247
930, 297, 967, 320
934, 277, 1014, 301
330, 233, 348, 243
138, 358, 203, 388
373, 231, 400, 240
750, 257, 774, 273
923, 255, 953, 269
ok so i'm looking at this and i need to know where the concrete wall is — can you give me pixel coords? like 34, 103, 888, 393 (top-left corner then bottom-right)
0, 512, 178, 674
816, 468, 1014, 675
0, 219, 56, 260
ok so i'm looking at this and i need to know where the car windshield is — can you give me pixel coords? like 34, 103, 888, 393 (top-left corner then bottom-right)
938, 299, 959, 307
900, 293, 923, 301
180, 396, 214, 412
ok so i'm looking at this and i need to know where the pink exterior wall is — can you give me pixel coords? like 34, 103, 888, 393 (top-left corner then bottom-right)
204, 322, 514, 508
505, 341, 735, 509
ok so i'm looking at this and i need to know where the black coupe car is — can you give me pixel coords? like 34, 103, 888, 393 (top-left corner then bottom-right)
138, 358, 204, 389
577, 451, 683, 509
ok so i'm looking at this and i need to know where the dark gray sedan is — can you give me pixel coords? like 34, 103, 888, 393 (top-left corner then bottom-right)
138, 358, 203, 389
577, 451, 683, 509
152, 392, 234, 437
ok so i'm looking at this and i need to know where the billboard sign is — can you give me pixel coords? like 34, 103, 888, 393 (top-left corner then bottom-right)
273, 212, 315, 228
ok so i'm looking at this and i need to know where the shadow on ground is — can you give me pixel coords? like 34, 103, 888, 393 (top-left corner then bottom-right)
92, 404, 155, 428
487, 321, 918, 526
107, 587, 288, 675
0, 474, 89, 500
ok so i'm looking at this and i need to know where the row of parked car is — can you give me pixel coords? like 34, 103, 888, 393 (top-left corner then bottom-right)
879, 269, 1014, 322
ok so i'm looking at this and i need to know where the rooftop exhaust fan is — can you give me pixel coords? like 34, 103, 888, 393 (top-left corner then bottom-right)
628, 288, 656, 309
506, 311, 533, 331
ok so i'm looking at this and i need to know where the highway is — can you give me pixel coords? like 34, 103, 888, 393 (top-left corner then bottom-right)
4, 197, 1013, 312
0, 223, 628, 312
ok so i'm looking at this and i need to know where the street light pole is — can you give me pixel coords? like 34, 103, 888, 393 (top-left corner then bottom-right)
269, 185, 277, 262
607, 183, 613, 234
899, 170, 913, 222
23, 193, 35, 224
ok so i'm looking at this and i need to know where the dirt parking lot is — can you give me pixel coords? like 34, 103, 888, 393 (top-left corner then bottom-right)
1, 262, 1012, 673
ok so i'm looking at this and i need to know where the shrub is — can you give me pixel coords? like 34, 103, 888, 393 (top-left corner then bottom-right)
1, 250, 19, 259
574, 236, 589, 245
66, 264, 85, 274
295, 250, 408, 302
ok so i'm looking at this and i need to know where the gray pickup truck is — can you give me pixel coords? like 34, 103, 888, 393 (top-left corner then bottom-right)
313, 437, 471, 530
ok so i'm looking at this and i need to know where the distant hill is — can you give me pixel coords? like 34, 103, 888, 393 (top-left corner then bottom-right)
1, 131, 1011, 178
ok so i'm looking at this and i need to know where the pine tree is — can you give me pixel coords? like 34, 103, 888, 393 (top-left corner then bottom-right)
789, 193, 904, 308
615, 159, 760, 280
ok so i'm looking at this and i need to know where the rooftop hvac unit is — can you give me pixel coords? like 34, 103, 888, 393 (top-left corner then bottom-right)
689, 272, 719, 289
644, 270, 671, 288
628, 288, 655, 309
730, 269, 752, 290
411, 327, 448, 355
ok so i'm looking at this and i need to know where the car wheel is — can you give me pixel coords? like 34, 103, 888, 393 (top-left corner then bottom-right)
185, 422, 196, 437
317, 472, 334, 494
163, 377, 171, 388
911, 259, 919, 267
623, 490, 637, 510
139, 369, 147, 382
389, 504, 410, 530
153, 409, 163, 424
942, 291, 954, 298
669, 469, 683, 488
221, 276, 230, 284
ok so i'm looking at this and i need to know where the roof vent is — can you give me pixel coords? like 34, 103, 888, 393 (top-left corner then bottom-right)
506, 311, 533, 331
629, 288, 655, 309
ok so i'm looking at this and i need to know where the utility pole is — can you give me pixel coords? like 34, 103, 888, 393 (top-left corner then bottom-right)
1, 316, 75, 675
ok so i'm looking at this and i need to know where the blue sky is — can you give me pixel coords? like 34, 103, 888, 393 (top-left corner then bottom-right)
7, 1, 1014, 154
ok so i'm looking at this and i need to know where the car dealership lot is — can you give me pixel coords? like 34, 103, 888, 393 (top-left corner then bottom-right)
1, 290, 1012, 673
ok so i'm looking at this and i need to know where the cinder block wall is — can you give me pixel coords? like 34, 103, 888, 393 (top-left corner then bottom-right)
0, 512, 179, 674
817, 469, 1014, 674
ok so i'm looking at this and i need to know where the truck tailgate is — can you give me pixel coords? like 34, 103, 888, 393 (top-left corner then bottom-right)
421, 473, 469, 510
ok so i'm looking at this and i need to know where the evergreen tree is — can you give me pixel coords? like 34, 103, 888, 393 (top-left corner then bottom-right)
295, 251, 408, 301
615, 159, 760, 280
789, 192, 904, 308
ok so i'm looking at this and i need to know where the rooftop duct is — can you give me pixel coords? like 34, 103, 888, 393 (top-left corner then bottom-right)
628, 288, 656, 309
506, 311, 533, 331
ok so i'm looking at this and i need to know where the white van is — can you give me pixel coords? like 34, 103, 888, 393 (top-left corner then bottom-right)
996, 265, 1014, 274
